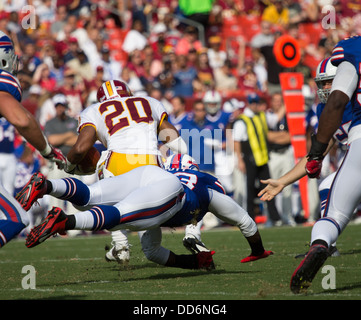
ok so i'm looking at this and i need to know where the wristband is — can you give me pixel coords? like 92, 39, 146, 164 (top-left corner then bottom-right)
165, 136, 188, 154
307, 134, 328, 160
40, 141, 52, 156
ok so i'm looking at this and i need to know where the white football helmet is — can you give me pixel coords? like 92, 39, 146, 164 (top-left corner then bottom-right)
314, 57, 337, 103
203, 90, 222, 115
164, 154, 199, 171
0, 31, 19, 75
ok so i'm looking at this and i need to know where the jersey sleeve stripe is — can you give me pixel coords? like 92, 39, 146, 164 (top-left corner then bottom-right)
78, 122, 96, 133
0, 78, 21, 94
158, 112, 168, 130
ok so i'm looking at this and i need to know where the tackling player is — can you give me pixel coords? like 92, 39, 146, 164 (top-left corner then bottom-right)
18, 155, 272, 269
289, 35, 361, 293
0, 31, 66, 248
17, 79, 189, 263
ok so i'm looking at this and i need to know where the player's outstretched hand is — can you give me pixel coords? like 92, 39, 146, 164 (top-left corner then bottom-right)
258, 179, 285, 201
43, 146, 67, 170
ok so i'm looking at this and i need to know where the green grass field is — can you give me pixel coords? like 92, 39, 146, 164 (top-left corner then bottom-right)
1, 223, 361, 301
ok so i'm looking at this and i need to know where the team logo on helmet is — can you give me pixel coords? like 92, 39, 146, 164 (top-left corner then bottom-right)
0, 31, 19, 75
164, 154, 199, 171
97, 80, 133, 102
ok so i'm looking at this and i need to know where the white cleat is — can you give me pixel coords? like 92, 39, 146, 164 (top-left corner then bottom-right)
105, 244, 130, 266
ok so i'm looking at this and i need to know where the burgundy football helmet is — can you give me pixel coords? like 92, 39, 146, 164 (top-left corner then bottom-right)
96, 80, 133, 102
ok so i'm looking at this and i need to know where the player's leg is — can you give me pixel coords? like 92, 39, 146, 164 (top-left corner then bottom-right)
318, 172, 340, 256
139, 228, 215, 270
0, 186, 30, 247
291, 140, 361, 293
105, 229, 130, 265
26, 167, 184, 246
208, 189, 272, 262
183, 221, 212, 254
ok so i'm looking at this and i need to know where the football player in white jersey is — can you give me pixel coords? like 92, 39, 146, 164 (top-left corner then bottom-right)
18, 79, 188, 263
0, 31, 66, 248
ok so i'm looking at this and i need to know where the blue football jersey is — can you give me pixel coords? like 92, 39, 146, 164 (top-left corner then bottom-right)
316, 101, 352, 144
206, 111, 232, 143
180, 114, 216, 172
0, 70, 22, 102
330, 35, 361, 129
161, 169, 225, 227
0, 118, 15, 153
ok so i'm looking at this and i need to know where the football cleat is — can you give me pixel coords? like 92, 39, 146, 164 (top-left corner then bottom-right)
183, 235, 210, 254
183, 235, 215, 269
196, 250, 215, 270
240, 250, 273, 263
105, 244, 130, 266
26, 207, 68, 248
290, 244, 329, 294
16, 172, 47, 211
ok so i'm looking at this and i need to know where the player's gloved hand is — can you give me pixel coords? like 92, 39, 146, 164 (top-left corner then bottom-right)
42, 146, 67, 170
305, 134, 328, 179
64, 158, 77, 174
64, 158, 89, 175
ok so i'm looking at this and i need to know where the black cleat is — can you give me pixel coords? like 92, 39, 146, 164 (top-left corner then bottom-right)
290, 244, 329, 294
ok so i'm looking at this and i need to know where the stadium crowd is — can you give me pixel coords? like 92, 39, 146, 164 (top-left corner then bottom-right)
1, 0, 361, 232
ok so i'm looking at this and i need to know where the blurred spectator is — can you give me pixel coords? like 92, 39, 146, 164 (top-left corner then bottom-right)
51, 53, 65, 87
63, 37, 80, 63
126, 49, 146, 78
67, 49, 94, 81
175, 26, 203, 56
43, 94, 80, 215
168, 95, 188, 131
21, 42, 43, 76
119, 66, 146, 96
261, 0, 289, 29
85, 65, 105, 93
195, 50, 214, 90
214, 59, 238, 91
57, 67, 84, 118
237, 60, 261, 94
172, 54, 197, 97
148, 87, 173, 114
0, 118, 16, 195
143, 44, 163, 79
32, 63, 57, 92
37, 0, 56, 24
44, 94, 78, 157
287, 0, 319, 24
181, 99, 215, 173
259, 30, 285, 94
122, 19, 148, 53
98, 46, 122, 80
207, 35, 227, 70
250, 20, 275, 49
7, 11, 21, 34
157, 57, 176, 94
50, 5, 68, 38
22, 85, 43, 117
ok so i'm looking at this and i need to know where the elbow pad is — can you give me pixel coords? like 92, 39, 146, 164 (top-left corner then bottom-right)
165, 136, 188, 154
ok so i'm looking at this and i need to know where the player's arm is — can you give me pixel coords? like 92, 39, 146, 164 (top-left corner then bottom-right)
158, 119, 188, 154
259, 138, 336, 201
66, 125, 97, 165
0, 91, 66, 166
